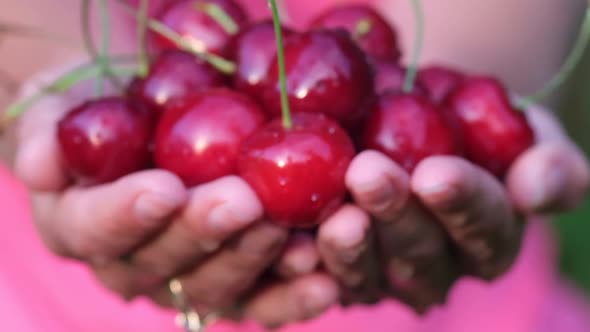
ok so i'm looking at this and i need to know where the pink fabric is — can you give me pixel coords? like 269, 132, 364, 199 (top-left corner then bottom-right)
2, 1, 590, 330
1, 162, 590, 331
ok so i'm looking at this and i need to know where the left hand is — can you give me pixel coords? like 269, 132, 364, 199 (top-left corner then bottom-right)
314, 104, 590, 310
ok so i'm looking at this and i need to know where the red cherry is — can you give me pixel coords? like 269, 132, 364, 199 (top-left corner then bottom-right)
446, 77, 535, 177
150, 0, 249, 56
128, 50, 227, 115
418, 66, 465, 104
57, 97, 153, 185
372, 59, 428, 96
310, 4, 401, 61
229, 20, 294, 102
362, 93, 459, 172
238, 113, 355, 228
261, 30, 374, 129
154, 88, 266, 186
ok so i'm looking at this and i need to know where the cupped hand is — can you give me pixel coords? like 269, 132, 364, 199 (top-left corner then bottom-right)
316, 104, 590, 310
11, 64, 339, 329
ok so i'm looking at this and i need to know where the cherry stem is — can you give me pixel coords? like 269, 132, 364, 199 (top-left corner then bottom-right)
137, 0, 150, 77
402, 0, 424, 93
81, 0, 99, 59
82, 0, 124, 91
95, 0, 112, 96
116, 0, 236, 74
269, 0, 292, 129
353, 18, 372, 40
0, 21, 77, 47
518, 7, 590, 109
2, 60, 137, 123
194, 2, 239, 35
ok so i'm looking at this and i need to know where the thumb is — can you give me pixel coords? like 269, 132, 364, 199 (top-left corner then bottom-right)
35, 170, 187, 261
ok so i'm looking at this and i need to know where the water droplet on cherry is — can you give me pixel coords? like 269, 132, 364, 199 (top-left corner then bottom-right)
311, 193, 320, 203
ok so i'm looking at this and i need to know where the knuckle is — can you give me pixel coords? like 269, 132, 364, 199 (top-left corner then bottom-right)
67, 234, 97, 260
38, 231, 72, 258
92, 267, 140, 302
233, 228, 288, 269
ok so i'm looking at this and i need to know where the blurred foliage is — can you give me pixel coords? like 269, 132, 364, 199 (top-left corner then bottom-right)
555, 46, 590, 294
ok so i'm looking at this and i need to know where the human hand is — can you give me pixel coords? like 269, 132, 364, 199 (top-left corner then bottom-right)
316, 104, 590, 310
11, 63, 339, 328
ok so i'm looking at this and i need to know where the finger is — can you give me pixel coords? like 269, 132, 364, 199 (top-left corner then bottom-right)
242, 273, 339, 329
507, 141, 590, 213
128, 176, 263, 280
412, 156, 522, 280
14, 61, 111, 191
524, 105, 570, 144
346, 151, 456, 310
14, 94, 71, 191
34, 170, 187, 261
147, 222, 287, 308
179, 222, 288, 308
275, 231, 320, 279
317, 204, 381, 304
346, 151, 410, 222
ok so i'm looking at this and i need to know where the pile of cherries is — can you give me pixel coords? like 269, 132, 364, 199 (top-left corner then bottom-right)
56, 0, 534, 228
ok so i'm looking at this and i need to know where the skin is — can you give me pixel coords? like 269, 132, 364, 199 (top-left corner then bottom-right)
2, 0, 590, 329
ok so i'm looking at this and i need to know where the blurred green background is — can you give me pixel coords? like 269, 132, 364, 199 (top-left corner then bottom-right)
555, 50, 590, 294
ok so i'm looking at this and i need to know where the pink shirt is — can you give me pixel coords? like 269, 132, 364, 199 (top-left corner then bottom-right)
1, 163, 590, 332
2, 1, 590, 330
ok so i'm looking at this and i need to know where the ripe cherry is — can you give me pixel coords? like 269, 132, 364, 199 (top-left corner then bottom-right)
372, 59, 428, 96
128, 50, 227, 115
261, 29, 374, 129
310, 4, 401, 61
150, 0, 249, 56
154, 88, 266, 186
238, 113, 355, 228
418, 66, 465, 104
446, 77, 535, 177
57, 97, 153, 185
362, 93, 459, 173
229, 20, 294, 102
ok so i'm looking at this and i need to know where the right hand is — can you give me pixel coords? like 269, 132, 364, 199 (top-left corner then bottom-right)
11, 63, 340, 328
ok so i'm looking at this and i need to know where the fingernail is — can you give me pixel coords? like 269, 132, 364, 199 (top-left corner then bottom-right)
327, 217, 366, 252
355, 178, 395, 211
416, 183, 450, 195
302, 283, 338, 316
388, 259, 415, 288
134, 192, 183, 226
285, 251, 319, 276
207, 204, 256, 233
532, 166, 566, 209
415, 183, 460, 211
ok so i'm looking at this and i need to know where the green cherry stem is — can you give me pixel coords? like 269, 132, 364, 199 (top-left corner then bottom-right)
149, 18, 237, 73
81, 0, 99, 59
402, 0, 424, 93
2, 61, 137, 122
269, 0, 292, 129
137, 0, 150, 77
96, 0, 112, 96
116, 0, 236, 74
518, 7, 590, 109
194, 2, 239, 35
353, 18, 372, 40
0, 21, 76, 47
81, 0, 123, 90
